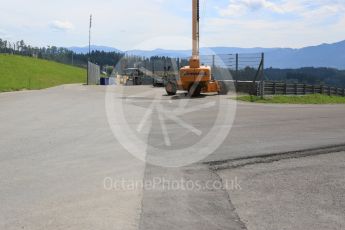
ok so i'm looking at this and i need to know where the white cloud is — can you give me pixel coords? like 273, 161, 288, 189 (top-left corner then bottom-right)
207, 0, 345, 48
219, 0, 286, 16
219, 0, 345, 17
49, 20, 74, 31
0, 29, 11, 39
0, 0, 344, 49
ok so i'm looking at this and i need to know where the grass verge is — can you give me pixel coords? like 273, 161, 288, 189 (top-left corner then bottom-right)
237, 94, 345, 104
0, 54, 86, 92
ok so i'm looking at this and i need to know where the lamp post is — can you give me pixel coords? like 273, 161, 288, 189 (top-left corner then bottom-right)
87, 14, 92, 85
89, 14, 92, 58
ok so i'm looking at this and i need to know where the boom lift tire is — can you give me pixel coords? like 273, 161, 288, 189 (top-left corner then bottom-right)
188, 83, 202, 97
218, 81, 229, 95
166, 81, 177, 96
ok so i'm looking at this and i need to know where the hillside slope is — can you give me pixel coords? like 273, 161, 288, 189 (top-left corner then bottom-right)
265, 40, 345, 69
0, 54, 86, 92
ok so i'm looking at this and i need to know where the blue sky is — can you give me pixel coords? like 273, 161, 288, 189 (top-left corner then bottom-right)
0, 0, 344, 50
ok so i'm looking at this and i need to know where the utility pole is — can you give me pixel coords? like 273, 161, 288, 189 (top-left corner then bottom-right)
89, 14, 92, 59
87, 14, 92, 85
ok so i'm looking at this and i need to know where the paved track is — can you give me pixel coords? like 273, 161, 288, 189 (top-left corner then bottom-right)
206, 99, 345, 162
219, 152, 345, 230
1, 85, 344, 229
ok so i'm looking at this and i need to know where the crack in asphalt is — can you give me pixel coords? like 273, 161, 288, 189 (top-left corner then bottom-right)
206, 143, 345, 170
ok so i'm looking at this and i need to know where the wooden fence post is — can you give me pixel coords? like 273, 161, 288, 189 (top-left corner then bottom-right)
320, 85, 323, 95
273, 81, 276, 95
303, 84, 306, 95
255, 82, 259, 97
295, 83, 298, 95
261, 81, 265, 98
285, 82, 288, 95
329, 86, 332, 96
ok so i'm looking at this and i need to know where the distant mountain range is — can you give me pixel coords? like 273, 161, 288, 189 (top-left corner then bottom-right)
68, 40, 345, 69
68, 45, 121, 54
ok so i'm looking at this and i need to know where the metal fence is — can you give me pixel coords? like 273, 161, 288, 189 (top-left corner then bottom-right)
256, 81, 345, 97
87, 61, 100, 85
200, 53, 264, 82
117, 53, 264, 79
115, 53, 265, 88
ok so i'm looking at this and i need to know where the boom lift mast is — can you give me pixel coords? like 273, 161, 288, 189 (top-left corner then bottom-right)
165, 0, 228, 96
191, 0, 200, 68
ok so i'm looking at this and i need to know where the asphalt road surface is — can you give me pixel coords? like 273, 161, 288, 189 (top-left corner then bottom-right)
219, 152, 345, 230
1, 85, 344, 229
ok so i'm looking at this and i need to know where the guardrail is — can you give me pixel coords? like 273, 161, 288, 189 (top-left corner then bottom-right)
256, 81, 345, 97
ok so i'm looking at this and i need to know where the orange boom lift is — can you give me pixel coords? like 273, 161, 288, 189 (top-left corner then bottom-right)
165, 0, 228, 97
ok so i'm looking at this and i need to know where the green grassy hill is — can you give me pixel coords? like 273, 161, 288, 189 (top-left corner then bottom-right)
0, 54, 86, 92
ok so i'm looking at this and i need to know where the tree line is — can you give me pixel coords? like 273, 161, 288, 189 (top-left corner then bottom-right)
0, 38, 123, 68
1, 38, 345, 88
265, 67, 345, 88
0, 38, 188, 73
